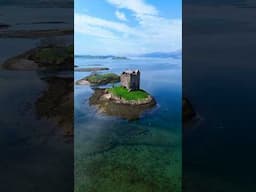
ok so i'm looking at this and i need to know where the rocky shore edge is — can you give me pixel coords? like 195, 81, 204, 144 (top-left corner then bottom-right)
89, 88, 156, 120
101, 89, 156, 106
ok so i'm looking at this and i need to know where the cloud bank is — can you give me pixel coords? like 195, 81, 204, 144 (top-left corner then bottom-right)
75, 0, 181, 55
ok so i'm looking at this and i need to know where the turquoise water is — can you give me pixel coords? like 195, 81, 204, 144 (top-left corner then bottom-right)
75, 57, 182, 192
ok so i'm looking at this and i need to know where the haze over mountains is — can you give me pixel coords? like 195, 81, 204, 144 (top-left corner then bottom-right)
138, 50, 181, 58
75, 50, 181, 60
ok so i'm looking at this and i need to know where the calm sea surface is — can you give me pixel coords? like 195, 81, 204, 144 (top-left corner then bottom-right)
75, 57, 182, 192
0, 38, 73, 191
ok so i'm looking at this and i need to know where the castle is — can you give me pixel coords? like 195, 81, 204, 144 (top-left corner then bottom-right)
120, 70, 140, 90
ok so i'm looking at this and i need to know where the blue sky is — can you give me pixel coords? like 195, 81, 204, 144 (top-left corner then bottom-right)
75, 0, 182, 55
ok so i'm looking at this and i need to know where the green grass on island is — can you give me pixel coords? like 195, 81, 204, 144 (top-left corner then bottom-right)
108, 86, 149, 101
85, 73, 120, 84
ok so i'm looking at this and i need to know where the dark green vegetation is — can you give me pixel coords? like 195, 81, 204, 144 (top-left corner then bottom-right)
2, 45, 74, 70
108, 86, 149, 101
84, 73, 120, 85
30, 45, 73, 69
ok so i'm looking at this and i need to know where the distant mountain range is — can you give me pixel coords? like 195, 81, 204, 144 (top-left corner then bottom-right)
138, 50, 181, 59
75, 51, 181, 60
75, 55, 128, 60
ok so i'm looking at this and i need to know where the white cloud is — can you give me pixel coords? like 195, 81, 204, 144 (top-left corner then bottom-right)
75, 13, 138, 39
106, 0, 158, 15
115, 10, 128, 21
75, 0, 181, 55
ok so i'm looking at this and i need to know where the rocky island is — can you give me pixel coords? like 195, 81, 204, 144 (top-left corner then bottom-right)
76, 73, 120, 85
88, 70, 156, 120
2, 45, 73, 70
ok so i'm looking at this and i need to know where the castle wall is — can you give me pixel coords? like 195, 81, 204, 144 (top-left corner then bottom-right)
130, 74, 140, 90
120, 70, 140, 90
120, 73, 131, 89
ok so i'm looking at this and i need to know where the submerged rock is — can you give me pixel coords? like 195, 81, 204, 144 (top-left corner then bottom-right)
35, 77, 73, 137
89, 88, 156, 120
182, 97, 196, 122
75, 79, 90, 85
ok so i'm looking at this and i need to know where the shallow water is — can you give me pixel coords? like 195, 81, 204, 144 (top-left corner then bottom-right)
75, 57, 182, 191
0, 4, 74, 190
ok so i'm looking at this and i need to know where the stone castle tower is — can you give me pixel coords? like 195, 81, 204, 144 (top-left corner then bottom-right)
120, 70, 140, 90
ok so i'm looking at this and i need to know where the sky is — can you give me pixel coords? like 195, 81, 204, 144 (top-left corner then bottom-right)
75, 0, 182, 55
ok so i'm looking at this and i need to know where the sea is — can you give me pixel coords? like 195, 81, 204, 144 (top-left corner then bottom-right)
0, 5, 73, 192
75, 56, 182, 192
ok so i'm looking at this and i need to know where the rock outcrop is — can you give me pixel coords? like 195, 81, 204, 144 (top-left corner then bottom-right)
89, 88, 156, 120
182, 97, 196, 122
